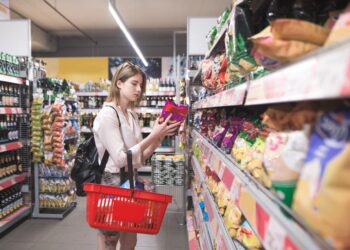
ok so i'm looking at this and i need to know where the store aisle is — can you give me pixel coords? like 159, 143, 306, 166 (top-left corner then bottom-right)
0, 197, 189, 250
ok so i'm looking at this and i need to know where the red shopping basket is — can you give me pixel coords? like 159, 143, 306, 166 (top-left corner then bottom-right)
84, 183, 172, 234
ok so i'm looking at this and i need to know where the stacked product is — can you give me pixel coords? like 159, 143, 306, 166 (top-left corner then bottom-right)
193, 101, 350, 248
0, 184, 24, 220
152, 154, 185, 186
198, 0, 350, 95
0, 52, 20, 77
31, 95, 44, 162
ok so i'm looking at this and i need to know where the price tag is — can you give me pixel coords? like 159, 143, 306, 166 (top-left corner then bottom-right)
264, 217, 286, 250
231, 179, 241, 204
218, 162, 224, 179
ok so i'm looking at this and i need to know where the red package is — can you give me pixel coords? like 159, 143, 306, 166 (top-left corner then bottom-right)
159, 99, 188, 124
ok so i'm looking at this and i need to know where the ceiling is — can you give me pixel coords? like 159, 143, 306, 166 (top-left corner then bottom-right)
9, 0, 232, 57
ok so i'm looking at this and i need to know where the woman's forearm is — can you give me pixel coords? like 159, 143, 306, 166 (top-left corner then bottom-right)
143, 136, 163, 160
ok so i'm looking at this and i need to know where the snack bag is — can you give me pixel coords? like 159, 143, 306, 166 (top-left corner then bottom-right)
271, 19, 330, 46
159, 99, 188, 125
221, 116, 244, 154
237, 220, 262, 249
325, 3, 350, 45
293, 111, 350, 249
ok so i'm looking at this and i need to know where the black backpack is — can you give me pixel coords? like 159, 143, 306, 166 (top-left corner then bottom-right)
71, 105, 120, 196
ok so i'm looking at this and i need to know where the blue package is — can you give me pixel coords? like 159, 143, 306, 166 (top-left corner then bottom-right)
120, 180, 145, 190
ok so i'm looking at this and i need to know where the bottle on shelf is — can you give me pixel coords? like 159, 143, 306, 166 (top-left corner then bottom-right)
0, 184, 24, 220
0, 151, 21, 179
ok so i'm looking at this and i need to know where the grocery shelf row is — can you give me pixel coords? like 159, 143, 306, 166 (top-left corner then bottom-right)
186, 212, 200, 250
0, 73, 24, 85
76, 91, 175, 97
192, 40, 350, 109
0, 107, 24, 114
192, 9, 234, 82
0, 141, 23, 153
192, 156, 244, 250
0, 206, 31, 234
191, 130, 330, 250
0, 174, 27, 191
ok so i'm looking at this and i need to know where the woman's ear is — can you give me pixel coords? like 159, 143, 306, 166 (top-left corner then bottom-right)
116, 80, 123, 89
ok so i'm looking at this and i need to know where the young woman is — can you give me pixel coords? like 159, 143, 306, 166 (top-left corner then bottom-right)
93, 61, 180, 250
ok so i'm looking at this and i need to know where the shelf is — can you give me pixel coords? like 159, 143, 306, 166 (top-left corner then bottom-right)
138, 166, 152, 173
141, 127, 152, 133
0, 74, 24, 85
76, 91, 108, 97
191, 182, 214, 250
0, 107, 23, 114
246, 41, 350, 105
0, 174, 26, 191
192, 83, 247, 109
80, 108, 101, 113
0, 141, 23, 153
145, 91, 176, 96
134, 107, 162, 114
80, 127, 93, 133
36, 202, 77, 219
186, 212, 200, 250
64, 135, 79, 141
191, 130, 330, 250
155, 147, 175, 153
192, 156, 240, 250
0, 206, 31, 234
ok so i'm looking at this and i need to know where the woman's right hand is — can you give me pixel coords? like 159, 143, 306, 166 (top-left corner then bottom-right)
150, 114, 181, 141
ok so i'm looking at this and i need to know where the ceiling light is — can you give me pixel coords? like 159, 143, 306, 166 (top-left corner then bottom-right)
108, 0, 148, 67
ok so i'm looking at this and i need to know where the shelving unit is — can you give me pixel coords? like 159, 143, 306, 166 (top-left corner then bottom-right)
76, 91, 108, 97
0, 62, 32, 235
192, 156, 244, 250
191, 41, 350, 109
155, 147, 175, 153
0, 206, 31, 234
191, 130, 330, 250
0, 174, 27, 191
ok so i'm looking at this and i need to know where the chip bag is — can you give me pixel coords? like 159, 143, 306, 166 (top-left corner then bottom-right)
293, 111, 350, 249
159, 99, 188, 125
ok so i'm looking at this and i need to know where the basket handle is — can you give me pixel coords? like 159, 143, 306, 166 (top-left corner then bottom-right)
127, 150, 134, 190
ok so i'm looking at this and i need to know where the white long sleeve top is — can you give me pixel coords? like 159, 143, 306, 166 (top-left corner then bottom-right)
93, 102, 143, 173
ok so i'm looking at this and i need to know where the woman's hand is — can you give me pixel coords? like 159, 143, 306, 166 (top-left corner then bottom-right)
150, 114, 181, 141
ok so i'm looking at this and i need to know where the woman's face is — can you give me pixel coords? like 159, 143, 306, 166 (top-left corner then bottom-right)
117, 73, 143, 103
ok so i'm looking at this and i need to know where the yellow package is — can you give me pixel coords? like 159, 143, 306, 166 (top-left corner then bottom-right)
271, 19, 330, 46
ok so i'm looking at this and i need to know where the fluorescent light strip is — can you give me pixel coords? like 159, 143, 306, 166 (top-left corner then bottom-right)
108, 0, 148, 67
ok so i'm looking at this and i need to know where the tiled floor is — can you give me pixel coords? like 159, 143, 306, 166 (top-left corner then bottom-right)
0, 197, 189, 250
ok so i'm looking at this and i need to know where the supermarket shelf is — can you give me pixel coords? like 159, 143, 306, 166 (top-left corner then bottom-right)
138, 166, 152, 173
246, 41, 350, 105
0, 174, 26, 191
186, 212, 200, 250
0, 206, 31, 234
192, 83, 247, 109
155, 147, 175, 153
204, 13, 232, 59
145, 91, 176, 96
0, 74, 24, 85
0, 107, 23, 114
80, 127, 93, 133
76, 91, 108, 97
134, 107, 162, 114
191, 130, 330, 250
192, 156, 241, 250
141, 127, 152, 133
80, 108, 101, 113
191, 182, 214, 250
36, 202, 77, 219
0, 141, 23, 153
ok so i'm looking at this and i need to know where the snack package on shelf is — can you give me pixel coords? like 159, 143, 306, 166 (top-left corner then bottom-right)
31, 94, 44, 162
221, 115, 244, 154
237, 220, 262, 249
325, 3, 350, 45
293, 111, 350, 249
152, 154, 185, 186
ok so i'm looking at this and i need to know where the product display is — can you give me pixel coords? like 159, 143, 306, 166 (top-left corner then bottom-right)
0, 184, 24, 220
0, 151, 22, 179
152, 154, 185, 186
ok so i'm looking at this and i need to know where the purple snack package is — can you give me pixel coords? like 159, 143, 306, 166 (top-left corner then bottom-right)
159, 99, 189, 124
221, 116, 244, 154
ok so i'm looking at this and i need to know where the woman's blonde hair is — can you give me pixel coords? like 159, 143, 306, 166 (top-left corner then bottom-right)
107, 61, 146, 107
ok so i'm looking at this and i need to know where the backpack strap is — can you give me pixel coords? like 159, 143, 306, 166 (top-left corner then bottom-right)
99, 105, 121, 173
